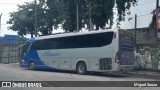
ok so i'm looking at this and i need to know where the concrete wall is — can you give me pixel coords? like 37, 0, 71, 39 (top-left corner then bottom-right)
128, 28, 160, 46
128, 28, 160, 70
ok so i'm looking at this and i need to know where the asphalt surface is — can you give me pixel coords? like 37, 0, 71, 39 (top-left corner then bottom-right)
0, 63, 159, 90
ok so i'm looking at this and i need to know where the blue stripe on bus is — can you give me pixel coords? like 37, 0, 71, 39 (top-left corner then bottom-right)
21, 51, 55, 70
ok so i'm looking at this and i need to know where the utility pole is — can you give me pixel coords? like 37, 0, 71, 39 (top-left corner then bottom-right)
89, 0, 92, 31
157, 0, 159, 8
109, 18, 112, 29
135, 14, 137, 47
0, 13, 2, 33
35, 0, 37, 37
76, 1, 79, 32
155, 0, 159, 38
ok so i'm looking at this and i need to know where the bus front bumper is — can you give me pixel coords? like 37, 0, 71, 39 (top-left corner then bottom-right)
20, 59, 28, 68
118, 65, 133, 72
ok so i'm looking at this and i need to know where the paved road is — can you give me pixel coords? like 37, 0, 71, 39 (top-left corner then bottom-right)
0, 63, 159, 90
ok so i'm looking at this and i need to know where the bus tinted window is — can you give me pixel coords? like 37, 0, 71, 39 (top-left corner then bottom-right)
62, 36, 78, 49
21, 41, 30, 56
93, 32, 114, 47
43, 39, 58, 49
77, 34, 93, 48
30, 32, 114, 51
30, 40, 43, 51
43, 37, 77, 49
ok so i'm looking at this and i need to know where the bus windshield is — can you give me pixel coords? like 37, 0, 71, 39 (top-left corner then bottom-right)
20, 41, 31, 58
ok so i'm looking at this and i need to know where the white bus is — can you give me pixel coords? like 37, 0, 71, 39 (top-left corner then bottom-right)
20, 29, 134, 74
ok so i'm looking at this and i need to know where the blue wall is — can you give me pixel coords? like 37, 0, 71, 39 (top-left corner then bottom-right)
1, 35, 19, 44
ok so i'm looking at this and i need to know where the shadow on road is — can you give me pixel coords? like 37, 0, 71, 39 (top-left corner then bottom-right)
23, 68, 131, 78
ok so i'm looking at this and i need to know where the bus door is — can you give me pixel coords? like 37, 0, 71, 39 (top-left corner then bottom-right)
119, 30, 134, 65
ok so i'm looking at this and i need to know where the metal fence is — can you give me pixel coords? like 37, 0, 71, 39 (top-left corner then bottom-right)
0, 44, 19, 63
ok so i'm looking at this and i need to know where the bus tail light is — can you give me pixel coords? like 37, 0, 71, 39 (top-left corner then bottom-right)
115, 52, 119, 64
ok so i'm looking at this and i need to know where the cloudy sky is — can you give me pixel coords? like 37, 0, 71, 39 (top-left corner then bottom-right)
120, 0, 156, 29
0, 0, 158, 37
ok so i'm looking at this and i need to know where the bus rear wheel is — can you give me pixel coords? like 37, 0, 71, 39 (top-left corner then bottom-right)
28, 61, 35, 70
76, 62, 87, 75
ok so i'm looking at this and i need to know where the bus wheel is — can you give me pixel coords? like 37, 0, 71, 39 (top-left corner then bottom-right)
28, 61, 35, 70
76, 62, 87, 75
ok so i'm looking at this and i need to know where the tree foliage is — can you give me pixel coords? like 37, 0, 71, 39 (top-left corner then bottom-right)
7, 2, 36, 38
17, 37, 27, 45
7, 0, 138, 37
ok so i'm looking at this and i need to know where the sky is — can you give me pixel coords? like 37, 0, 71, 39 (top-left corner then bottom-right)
119, 0, 156, 29
0, 0, 33, 37
0, 0, 158, 38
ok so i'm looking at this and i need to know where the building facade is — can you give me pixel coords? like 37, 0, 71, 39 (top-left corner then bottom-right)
0, 35, 20, 63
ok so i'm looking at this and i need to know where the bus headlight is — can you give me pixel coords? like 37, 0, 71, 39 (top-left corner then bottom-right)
115, 60, 119, 64
21, 59, 24, 62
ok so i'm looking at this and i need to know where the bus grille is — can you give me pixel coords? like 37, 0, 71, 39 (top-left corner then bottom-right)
99, 58, 112, 70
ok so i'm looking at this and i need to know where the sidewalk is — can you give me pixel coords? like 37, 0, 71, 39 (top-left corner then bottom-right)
127, 70, 160, 79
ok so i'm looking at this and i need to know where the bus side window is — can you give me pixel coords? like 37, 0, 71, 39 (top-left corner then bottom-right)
93, 32, 114, 47
77, 34, 93, 48
30, 40, 43, 52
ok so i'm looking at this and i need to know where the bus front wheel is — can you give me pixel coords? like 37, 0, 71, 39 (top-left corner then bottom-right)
76, 62, 87, 75
28, 61, 35, 70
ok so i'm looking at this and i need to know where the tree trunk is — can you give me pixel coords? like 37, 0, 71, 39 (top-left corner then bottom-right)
31, 33, 33, 38
31, 31, 33, 38
96, 25, 99, 30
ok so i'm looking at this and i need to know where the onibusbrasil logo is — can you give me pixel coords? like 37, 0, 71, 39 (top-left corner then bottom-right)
1, 82, 42, 87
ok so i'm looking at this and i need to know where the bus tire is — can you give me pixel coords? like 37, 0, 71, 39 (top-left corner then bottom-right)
28, 61, 35, 70
76, 62, 87, 75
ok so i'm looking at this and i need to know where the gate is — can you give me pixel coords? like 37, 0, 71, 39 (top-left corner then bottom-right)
0, 44, 19, 63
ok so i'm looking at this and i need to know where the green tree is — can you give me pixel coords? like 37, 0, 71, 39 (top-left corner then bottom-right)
40, 0, 86, 32
89, 0, 138, 30
7, 2, 36, 38
38, 0, 63, 35
7, 1, 62, 37
8, 0, 138, 37
61, 0, 84, 32
60, 0, 138, 31
17, 37, 27, 45
90, 0, 115, 30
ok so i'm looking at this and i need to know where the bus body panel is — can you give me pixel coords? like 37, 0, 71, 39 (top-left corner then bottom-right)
20, 29, 134, 73
37, 44, 116, 71
21, 51, 55, 69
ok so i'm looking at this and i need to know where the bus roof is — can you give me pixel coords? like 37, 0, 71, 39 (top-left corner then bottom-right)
35, 29, 119, 40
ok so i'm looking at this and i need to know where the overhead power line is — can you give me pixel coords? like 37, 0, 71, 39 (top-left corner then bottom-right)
137, 13, 152, 18
125, 13, 152, 20
137, 1, 155, 6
